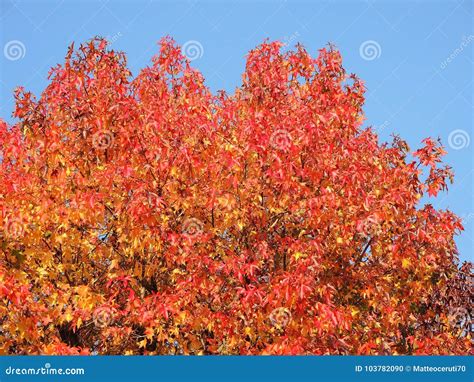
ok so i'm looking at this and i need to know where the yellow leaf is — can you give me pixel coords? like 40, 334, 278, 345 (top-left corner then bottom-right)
402, 258, 411, 269
145, 327, 154, 340
294, 252, 305, 261
110, 259, 118, 270
138, 339, 147, 348
64, 311, 73, 322
351, 307, 359, 317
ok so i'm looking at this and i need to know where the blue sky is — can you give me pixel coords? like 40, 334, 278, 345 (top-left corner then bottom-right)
0, 0, 472, 261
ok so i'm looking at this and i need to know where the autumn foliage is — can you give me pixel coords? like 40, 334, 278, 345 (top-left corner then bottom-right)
0, 37, 471, 355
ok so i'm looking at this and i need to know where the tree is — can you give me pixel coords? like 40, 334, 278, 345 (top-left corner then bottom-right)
0, 37, 471, 355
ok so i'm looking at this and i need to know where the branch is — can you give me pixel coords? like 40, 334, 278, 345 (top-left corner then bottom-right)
356, 237, 372, 264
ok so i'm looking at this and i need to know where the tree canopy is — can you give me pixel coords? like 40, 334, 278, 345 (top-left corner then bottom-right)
0, 38, 471, 355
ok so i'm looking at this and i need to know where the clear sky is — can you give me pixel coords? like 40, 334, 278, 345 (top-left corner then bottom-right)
0, 0, 472, 261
